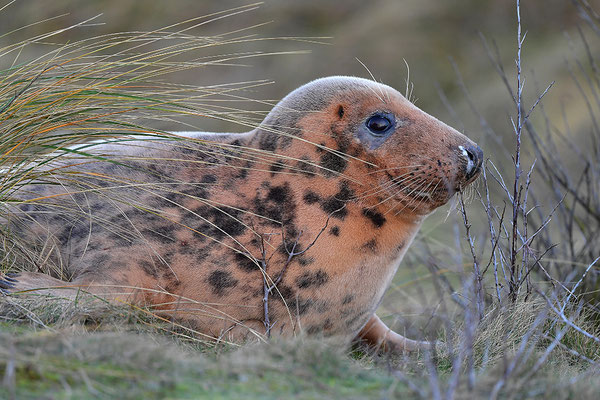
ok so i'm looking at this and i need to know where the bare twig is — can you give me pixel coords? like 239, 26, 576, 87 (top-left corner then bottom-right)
261, 212, 335, 337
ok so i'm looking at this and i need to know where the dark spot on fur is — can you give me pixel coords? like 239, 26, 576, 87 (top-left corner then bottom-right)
270, 159, 286, 176
276, 285, 312, 315
321, 197, 347, 219
284, 223, 300, 241
337, 105, 344, 119
321, 182, 354, 219
279, 135, 293, 149
164, 279, 181, 293
178, 241, 210, 260
362, 239, 378, 252
296, 270, 329, 289
298, 256, 314, 266
164, 183, 210, 203
182, 184, 211, 199
335, 133, 350, 153
329, 226, 340, 236
235, 160, 254, 180
297, 156, 317, 177
437, 159, 442, 167
256, 116, 296, 150
254, 182, 296, 227
323, 318, 333, 330
267, 185, 290, 204
201, 174, 217, 184
161, 251, 175, 267
320, 151, 347, 176
207, 270, 238, 295
342, 294, 354, 305
277, 285, 296, 301
190, 206, 246, 240
258, 132, 278, 151
213, 209, 246, 237
106, 231, 135, 246
139, 260, 158, 278
281, 234, 304, 254
17, 203, 35, 213
276, 243, 289, 256
288, 297, 313, 315
234, 252, 260, 272
236, 167, 248, 179
122, 207, 159, 221
303, 190, 320, 205
362, 208, 386, 228
57, 221, 88, 245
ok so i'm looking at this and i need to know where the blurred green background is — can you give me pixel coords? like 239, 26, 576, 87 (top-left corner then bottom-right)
1, 0, 596, 146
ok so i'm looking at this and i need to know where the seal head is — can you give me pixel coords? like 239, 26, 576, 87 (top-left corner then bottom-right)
257, 76, 483, 216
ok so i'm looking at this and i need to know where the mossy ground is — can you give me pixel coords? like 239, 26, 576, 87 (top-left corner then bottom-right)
0, 321, 411, 399
0, 295, 598, 400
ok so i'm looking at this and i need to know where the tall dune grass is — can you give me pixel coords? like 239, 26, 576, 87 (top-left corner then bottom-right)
0, 4, 317, 348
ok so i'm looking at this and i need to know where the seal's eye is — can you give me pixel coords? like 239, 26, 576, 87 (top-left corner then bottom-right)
366, 114, 393, 135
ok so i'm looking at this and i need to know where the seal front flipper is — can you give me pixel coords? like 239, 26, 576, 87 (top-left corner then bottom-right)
357, 314, 435, 353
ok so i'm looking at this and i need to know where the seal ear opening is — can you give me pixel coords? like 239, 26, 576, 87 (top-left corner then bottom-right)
337, 105, 344, 119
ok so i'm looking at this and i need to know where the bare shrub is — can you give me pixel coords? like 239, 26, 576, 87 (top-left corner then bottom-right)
375, 1, 600, 398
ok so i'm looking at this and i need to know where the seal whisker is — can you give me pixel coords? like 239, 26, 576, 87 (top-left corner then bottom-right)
365, 164, 425, 175
365, 175, 424, 206
409, 181, 436, 212
364, 176, 425, 211
387, 179, 431, 216
354, 171, 419, 200
355, 57, 387, 104
356, 175, 422, 204
386, 175, 424, 193
395, 180, 437, 216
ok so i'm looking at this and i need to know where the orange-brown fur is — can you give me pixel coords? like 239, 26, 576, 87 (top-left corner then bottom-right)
0, 77, 482, 350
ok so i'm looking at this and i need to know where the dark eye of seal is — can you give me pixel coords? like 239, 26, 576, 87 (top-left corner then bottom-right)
366, 114, 393, 135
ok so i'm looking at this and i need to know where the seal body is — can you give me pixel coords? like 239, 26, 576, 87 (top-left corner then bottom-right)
1, 77, 482, 349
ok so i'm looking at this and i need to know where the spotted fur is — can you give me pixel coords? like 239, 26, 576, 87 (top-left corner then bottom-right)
1, 76, 482, 351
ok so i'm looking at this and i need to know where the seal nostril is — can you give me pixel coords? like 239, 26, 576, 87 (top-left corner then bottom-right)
462, 144, 483, 179
466, 148, 475, 162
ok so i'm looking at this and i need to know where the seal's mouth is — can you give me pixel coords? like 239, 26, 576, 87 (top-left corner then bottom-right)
379, 143, 483, 212
400, 185, 434, 201
395, 175, 451, 207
